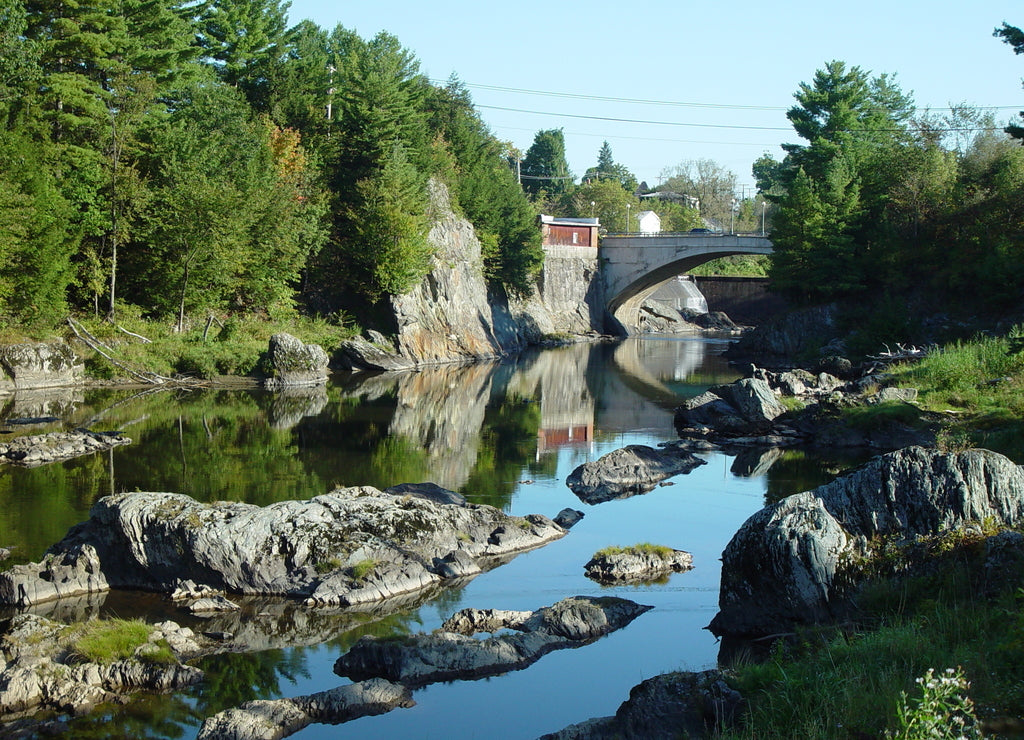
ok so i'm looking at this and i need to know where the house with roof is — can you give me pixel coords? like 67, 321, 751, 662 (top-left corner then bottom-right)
539, 215, 599, 248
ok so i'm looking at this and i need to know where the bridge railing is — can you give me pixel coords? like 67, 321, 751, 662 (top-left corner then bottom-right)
602, 231, 769, 238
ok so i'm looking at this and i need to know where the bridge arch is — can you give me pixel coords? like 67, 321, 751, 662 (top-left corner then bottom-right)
600, 234, 773, 334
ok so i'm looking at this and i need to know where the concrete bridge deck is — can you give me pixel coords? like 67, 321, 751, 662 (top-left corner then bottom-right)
600, 232, 773, 333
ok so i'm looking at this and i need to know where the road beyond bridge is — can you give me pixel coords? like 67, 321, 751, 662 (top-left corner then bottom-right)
600, 232, 773, 333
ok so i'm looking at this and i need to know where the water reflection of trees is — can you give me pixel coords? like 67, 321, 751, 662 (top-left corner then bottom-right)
761, 448, 873, 503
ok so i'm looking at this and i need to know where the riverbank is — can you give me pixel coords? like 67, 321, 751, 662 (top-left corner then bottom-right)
720, 524, 1024, 739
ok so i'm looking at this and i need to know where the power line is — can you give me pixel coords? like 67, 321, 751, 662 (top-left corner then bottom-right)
433, 78, 1022, 114
476, 104, 1005, 134
476, 104, 793, 131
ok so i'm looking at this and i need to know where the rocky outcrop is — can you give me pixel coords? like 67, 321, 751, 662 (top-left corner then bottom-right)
709, 446, 1024, 639
0, 341, 82, 393
540, 670, 744, 740
0, 487, 574, 608
566, 445, 707, 504
726, 304, 840, 366
338, 181, 604, 371
672, 366, 934, 455
0, 613, 205, 725
197, 678, 414, 740
262, 334, 329, 388
584, 545, 693, 583
0, 429, 130, 467
675, 377, 785, 437
333, 596, 651, 688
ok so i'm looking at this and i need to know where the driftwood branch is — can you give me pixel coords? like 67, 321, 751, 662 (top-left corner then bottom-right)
66, 317, 181, 385
116, 325, 152, 344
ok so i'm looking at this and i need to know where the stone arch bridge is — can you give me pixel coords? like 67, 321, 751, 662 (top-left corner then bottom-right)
600, 233, 773, 333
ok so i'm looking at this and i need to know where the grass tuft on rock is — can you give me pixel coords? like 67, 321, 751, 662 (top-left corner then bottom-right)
70, 618, 153, 665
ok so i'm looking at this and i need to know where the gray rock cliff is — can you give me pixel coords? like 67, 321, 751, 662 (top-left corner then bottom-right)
340, 180, 603, 371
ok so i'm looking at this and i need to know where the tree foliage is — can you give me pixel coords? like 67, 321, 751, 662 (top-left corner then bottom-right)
763, 54, 1024, 314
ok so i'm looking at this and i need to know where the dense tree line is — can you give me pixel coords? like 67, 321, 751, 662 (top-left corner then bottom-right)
759, 37, 1024, 314
0, 0, 542, 330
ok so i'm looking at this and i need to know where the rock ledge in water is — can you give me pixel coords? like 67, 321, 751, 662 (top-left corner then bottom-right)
566, 445, 706, 504
0, 613, 204, 729
0, 429, 130, 467
334, 595, 652, 688
197, 678, 414, 740
584, 545, 693, 583
0, 486, 570, 608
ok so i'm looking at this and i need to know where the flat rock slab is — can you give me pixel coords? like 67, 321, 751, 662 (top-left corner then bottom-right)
566, 445, 706, 504
0, 486, 569, 608
0, 430, 130, 467
0, 613, 205, 725
197, 678, 414, 740
333, 595, 652, 688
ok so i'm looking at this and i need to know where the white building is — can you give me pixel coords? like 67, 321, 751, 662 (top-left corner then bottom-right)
637, 210, 661, 235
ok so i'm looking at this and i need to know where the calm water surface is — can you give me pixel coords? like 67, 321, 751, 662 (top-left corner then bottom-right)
0, 336, 856, 739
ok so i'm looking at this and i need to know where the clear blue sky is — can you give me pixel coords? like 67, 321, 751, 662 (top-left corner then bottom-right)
286, 0, 1024, 192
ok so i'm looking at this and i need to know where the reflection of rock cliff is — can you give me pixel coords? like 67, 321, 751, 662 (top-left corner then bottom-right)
505, 344, 595, 456
386, 363, 496, 491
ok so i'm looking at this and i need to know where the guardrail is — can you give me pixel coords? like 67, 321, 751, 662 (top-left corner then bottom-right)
602, 231, 769, 238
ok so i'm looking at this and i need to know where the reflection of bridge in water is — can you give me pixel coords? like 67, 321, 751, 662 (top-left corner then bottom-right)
601, 233, 773, 333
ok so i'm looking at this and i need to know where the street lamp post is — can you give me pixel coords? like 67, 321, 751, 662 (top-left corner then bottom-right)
761, 200, 766, 236
625, 203, 631, 233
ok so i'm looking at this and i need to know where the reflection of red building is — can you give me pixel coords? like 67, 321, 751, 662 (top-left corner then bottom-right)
537, 422, 594, 453
539, 215, 599, 248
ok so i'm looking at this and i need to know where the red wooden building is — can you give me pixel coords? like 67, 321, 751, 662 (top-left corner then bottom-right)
539, 215, 600, 248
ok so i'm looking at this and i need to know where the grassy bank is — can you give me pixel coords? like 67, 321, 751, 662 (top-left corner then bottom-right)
723, 528, 1024, 739
64, 311, 358, 382
888, 329, 1024, 461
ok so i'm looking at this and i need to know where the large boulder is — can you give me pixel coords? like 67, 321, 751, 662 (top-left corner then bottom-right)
263, 334, 329, 388
566, 445, 707, 504
709, 446, 1024, 639
333, 596, 651, 688
539, 670, 744, 740
710, 377, 786, 430
0, 341, 82, 392
0, 487, 571, 608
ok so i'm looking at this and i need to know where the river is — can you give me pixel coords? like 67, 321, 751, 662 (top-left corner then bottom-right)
0, 336, 859, 739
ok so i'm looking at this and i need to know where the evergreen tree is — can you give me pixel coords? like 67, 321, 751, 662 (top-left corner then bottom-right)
0, 132, 77, 325
347, 143, 431, 299
521, 128, 572, 199
995, 22, 1024, 141
583, 140, 637, 192
427, 79, 542, 294
198, 0, 290, 94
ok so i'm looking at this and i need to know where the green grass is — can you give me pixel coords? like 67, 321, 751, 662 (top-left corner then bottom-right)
70, 618, 155, 665
887, 328, 1024, 461
842, 401, 928, 432
72, 310, 358, 381
594, 542, 674, 558
350, 558, 377, 581
721, 530, 1024, 739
